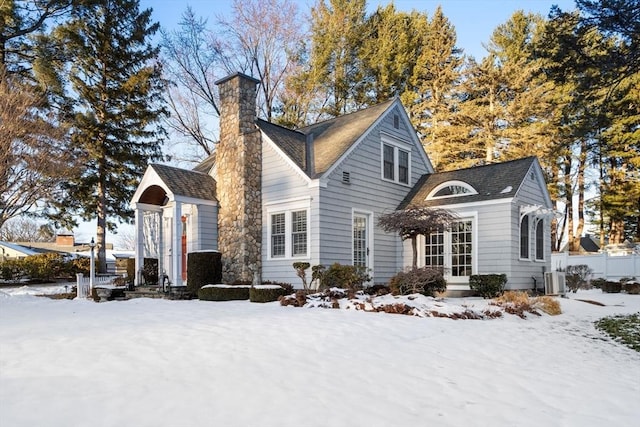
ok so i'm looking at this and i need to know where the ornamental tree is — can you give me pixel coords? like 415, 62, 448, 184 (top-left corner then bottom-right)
378, 205, 457, 268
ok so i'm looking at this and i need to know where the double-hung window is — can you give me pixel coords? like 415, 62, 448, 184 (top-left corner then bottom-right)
268, 202, 309, 259
381, 136, 411, 185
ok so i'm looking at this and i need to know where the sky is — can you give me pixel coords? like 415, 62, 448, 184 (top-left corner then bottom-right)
140, 0, 579, 60
77, 0, 580, 246
1, 287, 639, 426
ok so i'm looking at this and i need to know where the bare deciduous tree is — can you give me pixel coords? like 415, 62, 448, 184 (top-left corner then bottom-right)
378, 205, 457, 268
0, 217, 55, 242
0, 73, 70, 229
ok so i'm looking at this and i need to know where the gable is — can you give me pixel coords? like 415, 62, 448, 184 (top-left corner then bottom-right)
258, 98, 432, 181
131, 164, 217, 206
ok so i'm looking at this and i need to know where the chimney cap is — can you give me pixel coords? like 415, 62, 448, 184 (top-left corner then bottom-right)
215, 72, 260, 86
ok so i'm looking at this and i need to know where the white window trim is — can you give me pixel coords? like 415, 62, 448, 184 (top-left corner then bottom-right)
351, 209, 375, 280
426, 180, 478, 200
267, 199, 311, 260
380, 135, 412, 186
417, 212, 478, 284
519, 213, 531, 261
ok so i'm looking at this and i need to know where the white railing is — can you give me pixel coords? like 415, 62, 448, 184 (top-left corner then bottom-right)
551, 252, 640, 281
76, 273, 117, 298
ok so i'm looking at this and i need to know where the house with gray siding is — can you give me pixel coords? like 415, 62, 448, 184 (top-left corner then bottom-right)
131, 72, 555, 293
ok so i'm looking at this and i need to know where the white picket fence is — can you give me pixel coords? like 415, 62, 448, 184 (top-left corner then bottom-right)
76, 273, 117, 298
551, 252, 640, 281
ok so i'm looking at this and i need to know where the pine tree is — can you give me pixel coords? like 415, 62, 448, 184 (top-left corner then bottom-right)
406, 6, 464, 170
49, 0, 167, 272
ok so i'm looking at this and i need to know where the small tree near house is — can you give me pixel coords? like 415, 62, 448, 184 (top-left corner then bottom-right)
378, 205, 457, 268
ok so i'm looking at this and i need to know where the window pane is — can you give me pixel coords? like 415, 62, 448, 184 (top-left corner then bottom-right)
535, 219, 544, 260
398, 150, 409, 184
271, 213, 285, 257
291, 210, 307, 256
520, 215, 529, 259
425, 229, 444, 268
383, 144, 394, 180
451, 220, 472, 277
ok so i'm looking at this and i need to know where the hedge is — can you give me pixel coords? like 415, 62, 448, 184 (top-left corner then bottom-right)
198, 285, 249, 301
250, 286, 288, 303
187, 251, 222, 295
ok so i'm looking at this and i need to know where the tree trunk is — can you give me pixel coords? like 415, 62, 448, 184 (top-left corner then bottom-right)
96, 177, 108, 274
572, 140, 587, 251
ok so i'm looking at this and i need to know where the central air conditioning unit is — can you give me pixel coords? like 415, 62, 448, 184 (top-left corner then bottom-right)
544, 271, 566, 295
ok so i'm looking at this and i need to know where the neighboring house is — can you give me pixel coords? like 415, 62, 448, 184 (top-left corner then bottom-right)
131, 73, 554, 292
0, 241, 41, 261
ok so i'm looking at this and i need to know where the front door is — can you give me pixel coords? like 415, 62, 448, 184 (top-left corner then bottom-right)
353, 213, 369, 269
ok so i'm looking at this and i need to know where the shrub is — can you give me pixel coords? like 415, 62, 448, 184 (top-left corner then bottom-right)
565, 264, 592, 292
292, 262, 311, 290
601, 281, 622, 293
250, 286, 288, 303
469, 274, 507, 299
590, 278, 606, 289
534, 296, 562, 315
624, 282, 640, 295
389, 267, 446, 296
187, 251, 222, 295
198, 285, 249, 301
143, 258, 158, 285
316, 263, 370, 291
0, 259, 22, 281
279, 290, 307, 307
363, 284, 391, 296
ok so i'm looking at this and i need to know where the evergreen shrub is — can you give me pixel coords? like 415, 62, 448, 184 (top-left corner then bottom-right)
187, 251, 222, 295
250, 286, 288, 303
469, 274, 507, 299
602, 281, 622, 293
315, 263, 370, 291
198, 285, 249, 301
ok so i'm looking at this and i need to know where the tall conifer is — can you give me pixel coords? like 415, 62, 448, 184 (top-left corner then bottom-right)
50, 0, 167, 272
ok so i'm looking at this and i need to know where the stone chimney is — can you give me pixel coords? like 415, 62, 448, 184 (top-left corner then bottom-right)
214, 72, 262, 285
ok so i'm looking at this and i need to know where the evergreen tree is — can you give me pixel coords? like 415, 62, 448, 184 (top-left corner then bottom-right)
307, 0, 367, 116
49, 0, 167, 272
407, 6, 464, 170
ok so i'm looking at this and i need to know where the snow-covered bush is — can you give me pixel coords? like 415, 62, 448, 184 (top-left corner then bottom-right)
389, 267, 446, 296
313, 263, 370, 291
469, 274, 507, 299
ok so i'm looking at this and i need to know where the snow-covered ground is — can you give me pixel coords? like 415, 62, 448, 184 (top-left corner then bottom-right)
1, 287, 638, 427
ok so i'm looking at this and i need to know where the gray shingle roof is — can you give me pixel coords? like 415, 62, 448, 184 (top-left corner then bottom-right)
257, 99, 395, 178
193, 153, 216, 174
257, 119, 307, 171
151, 163, 217, 201
399, 156, 537, 209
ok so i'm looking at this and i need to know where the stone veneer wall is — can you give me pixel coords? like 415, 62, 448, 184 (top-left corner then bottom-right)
215, 73, 262, 285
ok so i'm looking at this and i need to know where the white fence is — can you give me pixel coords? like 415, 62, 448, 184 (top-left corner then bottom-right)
551, 252, 640, 281
76, 273, 117, 298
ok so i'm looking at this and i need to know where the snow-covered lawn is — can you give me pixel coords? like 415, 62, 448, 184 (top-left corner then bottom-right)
1, 287, 638, 427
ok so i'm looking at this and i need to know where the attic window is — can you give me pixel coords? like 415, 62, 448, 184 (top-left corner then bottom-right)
393, 114, 399, 129
342, 171, 351, 184
426, 181, 478, 200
